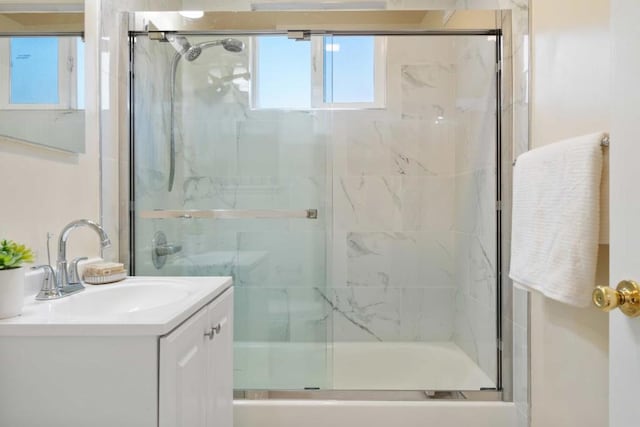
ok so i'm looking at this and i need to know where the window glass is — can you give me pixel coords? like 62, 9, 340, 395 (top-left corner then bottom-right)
256, 36, 311, 109
10, 37, 59, 104
323, 36, 375, 104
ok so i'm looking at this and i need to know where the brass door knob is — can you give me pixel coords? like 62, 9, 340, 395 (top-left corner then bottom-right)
593, 280, 640, 317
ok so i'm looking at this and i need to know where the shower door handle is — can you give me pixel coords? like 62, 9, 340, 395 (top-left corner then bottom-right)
139, 208, 318, 220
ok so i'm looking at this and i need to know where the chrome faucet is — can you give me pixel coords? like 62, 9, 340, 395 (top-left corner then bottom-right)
56, 219, 111, 295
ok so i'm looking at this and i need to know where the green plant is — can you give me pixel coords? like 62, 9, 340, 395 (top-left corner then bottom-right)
0, 240, 34, 270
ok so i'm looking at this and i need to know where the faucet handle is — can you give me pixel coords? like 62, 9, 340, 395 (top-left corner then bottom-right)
32, 264, 55, 281
32, 265, 63, 301
68, 257, 88, 285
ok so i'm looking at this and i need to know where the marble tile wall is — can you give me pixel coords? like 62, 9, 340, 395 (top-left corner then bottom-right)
451, 35, 499, 382
328, 36, 458, 343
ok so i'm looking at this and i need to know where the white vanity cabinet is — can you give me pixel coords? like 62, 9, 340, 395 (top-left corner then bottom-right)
160, 287, 233, 427
0, 277, 233, 427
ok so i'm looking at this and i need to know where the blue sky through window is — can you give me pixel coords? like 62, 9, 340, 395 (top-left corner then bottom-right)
324, 36, 375, 104
257, 36, 311, 109
256, 35, 377, 109
10, 37, 59, 104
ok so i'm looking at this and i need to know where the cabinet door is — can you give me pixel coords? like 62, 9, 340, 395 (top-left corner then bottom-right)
206, 288, 234, 427
159, 306, 209, 427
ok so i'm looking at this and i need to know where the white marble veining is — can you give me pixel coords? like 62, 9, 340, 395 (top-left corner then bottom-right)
335, 176, 403, 231
328, 286, 456, 342
346, 232, 454, 289
401, 64, 456, 120
454, 232, 497, 310
338, 119, 455, 177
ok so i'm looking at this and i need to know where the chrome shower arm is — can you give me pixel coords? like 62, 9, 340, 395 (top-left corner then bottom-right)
196, 40, 224, 50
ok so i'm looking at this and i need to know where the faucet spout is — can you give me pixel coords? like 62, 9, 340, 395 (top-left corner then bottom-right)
56, 219, 111, 293
58, 219, 111, 262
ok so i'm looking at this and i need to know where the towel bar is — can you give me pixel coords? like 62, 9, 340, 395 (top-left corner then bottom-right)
512, 133, 610, 166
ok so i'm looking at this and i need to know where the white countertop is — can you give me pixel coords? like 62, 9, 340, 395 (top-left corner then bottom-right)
0, 276, 232, 337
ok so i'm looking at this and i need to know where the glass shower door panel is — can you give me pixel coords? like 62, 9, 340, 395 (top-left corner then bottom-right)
327, 35, 499, 391
132, 34, 331, 390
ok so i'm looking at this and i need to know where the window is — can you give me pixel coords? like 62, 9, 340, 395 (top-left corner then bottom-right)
0, 36, 85, 110
323, 36, 376, 104
255, 36, 312, 109
253, 35, 385, 110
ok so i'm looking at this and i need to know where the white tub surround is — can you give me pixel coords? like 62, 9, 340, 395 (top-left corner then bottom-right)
235, 341, 495, 391
234, 400, 516, 427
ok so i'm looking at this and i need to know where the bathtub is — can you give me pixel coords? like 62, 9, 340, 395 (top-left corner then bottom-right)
234, 400, 516, 427
235, 341, 496, 390
233, 341, 515, 427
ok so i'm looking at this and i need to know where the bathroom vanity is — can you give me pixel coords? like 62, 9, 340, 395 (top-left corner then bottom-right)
0, 276, 233, 427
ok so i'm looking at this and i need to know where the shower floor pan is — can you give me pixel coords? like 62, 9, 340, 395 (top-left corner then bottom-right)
234, 341, 496, 393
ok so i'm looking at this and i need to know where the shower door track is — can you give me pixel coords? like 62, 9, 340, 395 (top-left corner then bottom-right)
128, 27, 506, 402
130, 29, 500, 38
234, 390, 503, 402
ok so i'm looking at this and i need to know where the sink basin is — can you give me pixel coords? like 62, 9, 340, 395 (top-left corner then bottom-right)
0, 276, 233, 336
53, 278, 192, 318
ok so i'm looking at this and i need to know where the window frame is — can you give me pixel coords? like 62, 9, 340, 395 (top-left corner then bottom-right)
0, 36, 80, 110
251, 34, 386, 110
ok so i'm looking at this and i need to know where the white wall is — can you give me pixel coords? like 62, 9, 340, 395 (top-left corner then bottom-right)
529, 0, 610, 426
0, 139, 100, 265
0, 1, 102, 266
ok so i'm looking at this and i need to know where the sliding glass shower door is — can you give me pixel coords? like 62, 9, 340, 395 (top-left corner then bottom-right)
131, 29, 500, 393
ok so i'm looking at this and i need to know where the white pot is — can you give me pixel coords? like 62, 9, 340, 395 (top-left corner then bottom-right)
0, 267, 25, 319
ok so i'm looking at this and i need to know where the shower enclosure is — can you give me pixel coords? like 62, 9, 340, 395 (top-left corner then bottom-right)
130, 20, 502, 395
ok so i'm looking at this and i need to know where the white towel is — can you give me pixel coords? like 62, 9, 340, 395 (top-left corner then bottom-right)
509, 132, 605, 307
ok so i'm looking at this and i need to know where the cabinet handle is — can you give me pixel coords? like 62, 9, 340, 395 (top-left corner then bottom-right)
204, 324, 222, 340
204, 327, 215, 340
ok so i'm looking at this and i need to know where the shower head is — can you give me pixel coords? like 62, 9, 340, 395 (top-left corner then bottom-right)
195, 38, 245, 54
220, 38, 244, 53
167, 34, 202, 61
167, 36, 244, 62
184, 45, 202, 61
